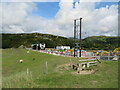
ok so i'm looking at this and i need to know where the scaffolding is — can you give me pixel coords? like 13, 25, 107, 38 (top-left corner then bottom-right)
74, 18, 82, 57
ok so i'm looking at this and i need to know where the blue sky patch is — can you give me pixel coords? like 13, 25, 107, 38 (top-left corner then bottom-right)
31, 2, 118, 19
95, 2, 118, 9
32, 2, 60, 19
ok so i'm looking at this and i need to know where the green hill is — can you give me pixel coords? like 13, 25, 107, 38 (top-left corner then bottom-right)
82, 36, 119, 50
1, 33, 119, 50
2, 33, 73, 49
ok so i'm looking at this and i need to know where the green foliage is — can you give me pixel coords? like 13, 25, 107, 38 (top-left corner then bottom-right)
1, 33, 119, 50
2, 33, 74, 49
82, 36, 119, 50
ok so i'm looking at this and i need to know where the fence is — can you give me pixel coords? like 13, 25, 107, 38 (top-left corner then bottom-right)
97, 56, 119, 61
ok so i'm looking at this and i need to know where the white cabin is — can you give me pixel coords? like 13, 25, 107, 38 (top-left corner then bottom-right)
32, 43, 45, 50
56, 46, 70, 50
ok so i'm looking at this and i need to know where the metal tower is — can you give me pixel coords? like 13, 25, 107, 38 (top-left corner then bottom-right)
74, 18, 82, 57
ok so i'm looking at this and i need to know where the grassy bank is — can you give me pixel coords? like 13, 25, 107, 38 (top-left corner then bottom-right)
2, 48, 118, 88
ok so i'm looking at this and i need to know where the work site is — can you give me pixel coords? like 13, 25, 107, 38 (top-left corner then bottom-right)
1, 0, 119, 89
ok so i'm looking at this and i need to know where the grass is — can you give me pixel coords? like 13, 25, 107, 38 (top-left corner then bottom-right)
3, 71, 35, 88
2, 48, 118, 88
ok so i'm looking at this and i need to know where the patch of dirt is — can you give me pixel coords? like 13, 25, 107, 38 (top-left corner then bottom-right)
71, 69, 97, 75
55, 63, 72, 72
55, 63, 98, 75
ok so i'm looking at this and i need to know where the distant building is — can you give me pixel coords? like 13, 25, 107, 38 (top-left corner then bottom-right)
32, 43, 45, 50
56, 46, 70, 50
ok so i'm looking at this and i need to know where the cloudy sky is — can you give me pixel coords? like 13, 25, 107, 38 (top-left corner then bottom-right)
0, 0, 119, 38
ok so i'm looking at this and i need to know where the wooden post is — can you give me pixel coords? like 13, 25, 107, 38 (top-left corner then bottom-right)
70, 59, 72, 68
77, 63, 82, 73
46, 61, 48, 74
77, 67, 80, 73
87, 63, 90, 68
27, 68, 29, 75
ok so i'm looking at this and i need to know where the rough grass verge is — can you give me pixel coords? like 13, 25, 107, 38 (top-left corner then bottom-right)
2, 71, 39, 88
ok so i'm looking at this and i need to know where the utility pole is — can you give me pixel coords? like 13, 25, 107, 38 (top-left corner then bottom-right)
79, 18, 82, 57
74, 20, 76, 57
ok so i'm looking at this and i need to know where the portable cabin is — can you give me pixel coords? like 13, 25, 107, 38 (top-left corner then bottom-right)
32, 43, 45, 50
56, 46, 70, 50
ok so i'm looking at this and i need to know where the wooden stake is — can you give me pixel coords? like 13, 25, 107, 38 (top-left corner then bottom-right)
46, 61, 48, 74
70, 59, 72, 68
27, 68, 29, 75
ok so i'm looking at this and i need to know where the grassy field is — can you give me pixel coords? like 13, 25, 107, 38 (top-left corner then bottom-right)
2, 48, 118, 88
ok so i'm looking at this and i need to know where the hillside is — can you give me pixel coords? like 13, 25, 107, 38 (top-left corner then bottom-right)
2, 48, 118, 88
2, 33, 74, 49
82, 36, 119, 50
1, 33, 119, 50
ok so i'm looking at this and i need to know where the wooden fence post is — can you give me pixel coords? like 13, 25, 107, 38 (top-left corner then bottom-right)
70, 59, 72, 68
27, 68, 29, 75
46, 61, 48, 74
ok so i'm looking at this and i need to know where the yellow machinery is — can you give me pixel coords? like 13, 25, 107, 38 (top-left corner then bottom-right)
113, 48, 120, 53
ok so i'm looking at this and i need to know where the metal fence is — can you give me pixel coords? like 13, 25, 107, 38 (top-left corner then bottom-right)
99, 56, 119, 61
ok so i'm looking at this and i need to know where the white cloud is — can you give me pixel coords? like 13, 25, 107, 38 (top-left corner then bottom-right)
54, 1, 118, 37
3, 25, 24, 33
2, 3, 35, 25
2, 2, 36, 33
1, 1, 118, 38
1, 0, 119, 2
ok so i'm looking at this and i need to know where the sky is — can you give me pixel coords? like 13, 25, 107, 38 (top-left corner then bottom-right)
32, 2, 60, 19
0, 0, 119, 38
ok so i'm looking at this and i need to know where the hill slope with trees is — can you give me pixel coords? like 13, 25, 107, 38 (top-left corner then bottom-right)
82, 36, 119, 50
1, 33, 119, 50
2, 33, 74, 49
